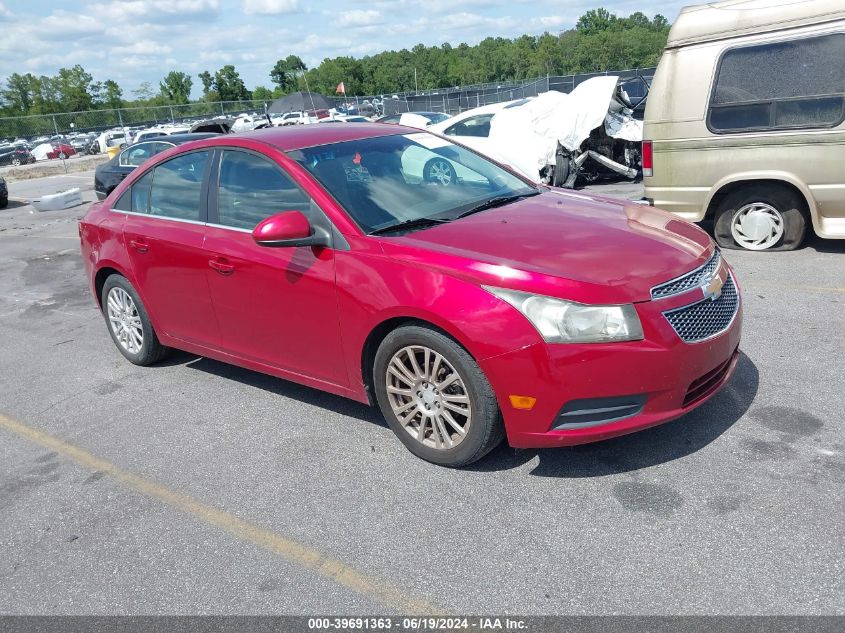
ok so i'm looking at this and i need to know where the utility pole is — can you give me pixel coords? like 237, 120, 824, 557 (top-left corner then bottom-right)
414, 68, 418, 93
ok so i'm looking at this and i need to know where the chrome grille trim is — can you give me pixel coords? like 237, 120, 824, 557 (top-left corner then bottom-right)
663, 272, 740, 343
651, 249, 721, 300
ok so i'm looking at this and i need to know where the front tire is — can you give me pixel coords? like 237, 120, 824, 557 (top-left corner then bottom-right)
101, 275, 169, 366
423, 158, 457, 186
713, 185, 807, 251
373, 325, 504, 467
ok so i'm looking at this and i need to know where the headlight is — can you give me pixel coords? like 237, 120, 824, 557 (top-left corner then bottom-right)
484, 286, 644, 343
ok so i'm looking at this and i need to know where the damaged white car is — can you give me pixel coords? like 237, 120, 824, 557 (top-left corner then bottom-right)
428, 76, 645, 188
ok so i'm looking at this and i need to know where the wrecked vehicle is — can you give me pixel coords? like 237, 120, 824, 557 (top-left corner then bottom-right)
429, 76, 645, 188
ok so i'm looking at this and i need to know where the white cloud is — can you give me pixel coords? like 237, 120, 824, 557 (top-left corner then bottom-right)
333, 9, 384, 28
242, 0, 299, 15
0, 1, 12, 21
90, 0, 220, 23
118, 41, 174, 55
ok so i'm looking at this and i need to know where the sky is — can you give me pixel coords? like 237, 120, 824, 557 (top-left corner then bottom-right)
0, 0, 689, 100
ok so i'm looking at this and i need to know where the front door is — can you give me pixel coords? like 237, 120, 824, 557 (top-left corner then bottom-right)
204, 149, 347, 387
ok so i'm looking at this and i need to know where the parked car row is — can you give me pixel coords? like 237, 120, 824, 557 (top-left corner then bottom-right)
0, 144, 36, 166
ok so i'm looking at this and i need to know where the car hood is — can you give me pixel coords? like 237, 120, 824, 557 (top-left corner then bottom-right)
379, 190, 713, 304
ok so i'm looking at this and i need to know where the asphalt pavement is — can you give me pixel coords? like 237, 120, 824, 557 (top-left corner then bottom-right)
0, 172, 843, 615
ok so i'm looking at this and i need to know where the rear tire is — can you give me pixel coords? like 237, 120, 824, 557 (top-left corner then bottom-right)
713, 185, 807, 251
373, 325, 504, 467
101, 275, 169, 366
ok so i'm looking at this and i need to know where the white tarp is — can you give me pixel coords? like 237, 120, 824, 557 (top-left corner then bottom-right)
604, 110, 643, 142
487, 76, 640, 174
32, 143, 53, 161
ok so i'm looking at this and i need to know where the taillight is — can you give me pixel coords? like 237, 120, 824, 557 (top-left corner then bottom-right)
642, 140, 653, 177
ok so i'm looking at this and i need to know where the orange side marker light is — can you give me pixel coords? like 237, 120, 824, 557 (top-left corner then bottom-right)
509, 395, 537, 410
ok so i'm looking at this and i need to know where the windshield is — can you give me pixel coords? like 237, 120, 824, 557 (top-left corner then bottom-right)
288, 132, 536, 234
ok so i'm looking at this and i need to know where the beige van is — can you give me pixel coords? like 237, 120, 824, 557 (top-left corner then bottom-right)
643, 0, 845, 251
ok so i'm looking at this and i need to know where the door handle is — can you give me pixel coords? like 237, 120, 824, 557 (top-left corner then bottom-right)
208, 257, 235, 275
129, 239, 149, 253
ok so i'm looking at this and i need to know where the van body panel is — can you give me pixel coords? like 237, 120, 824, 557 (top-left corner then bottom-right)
644, 4, 845, 242
667, 0, 845, 49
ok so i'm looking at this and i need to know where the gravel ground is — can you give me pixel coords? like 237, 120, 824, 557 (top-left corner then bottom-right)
0, 172, 843, 615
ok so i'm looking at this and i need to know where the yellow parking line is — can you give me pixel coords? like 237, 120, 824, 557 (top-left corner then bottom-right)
0, 412, 442, 614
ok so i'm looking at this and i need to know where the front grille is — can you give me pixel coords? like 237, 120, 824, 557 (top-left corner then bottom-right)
663, 273, 739, 343
651, 249, 721, 299
683, 349, 737, 407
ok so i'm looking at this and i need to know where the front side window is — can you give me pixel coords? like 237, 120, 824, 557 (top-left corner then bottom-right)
148, 151, 209, 221
289, 132, 535, 234
216, 150, 311, 230
709, 33, 845, 133
443, 114, 494, 138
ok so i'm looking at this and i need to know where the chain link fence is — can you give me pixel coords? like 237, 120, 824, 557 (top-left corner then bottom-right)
0, 100, 267, 140
0, 68, 656, 140
378, 68, 656, 116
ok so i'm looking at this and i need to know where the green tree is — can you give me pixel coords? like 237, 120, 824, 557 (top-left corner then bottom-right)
2, 73, 36, 114
270, 55, 308, 92
132, 81, 156, 101
212, 65, 251, 101
576, 8, 616, 35
252, 85, 274, 101
55, 65, 94, 112
159, 71, 193, 104
198, 71, 214, 95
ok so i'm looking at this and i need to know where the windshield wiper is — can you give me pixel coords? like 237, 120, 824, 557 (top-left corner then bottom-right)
368, 216, 451, 236
453, 191, 540, 220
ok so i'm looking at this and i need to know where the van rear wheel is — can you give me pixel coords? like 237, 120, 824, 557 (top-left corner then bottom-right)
713, 185, 807, 251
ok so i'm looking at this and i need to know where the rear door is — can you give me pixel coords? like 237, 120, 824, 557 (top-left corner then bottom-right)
121, 150, 221, 346
203, 148, 347, 386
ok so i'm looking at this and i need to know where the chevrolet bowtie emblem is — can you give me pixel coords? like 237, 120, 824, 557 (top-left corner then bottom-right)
703, 274, 724, 301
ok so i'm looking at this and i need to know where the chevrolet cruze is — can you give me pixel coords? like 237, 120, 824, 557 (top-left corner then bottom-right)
79, 124, 742, 466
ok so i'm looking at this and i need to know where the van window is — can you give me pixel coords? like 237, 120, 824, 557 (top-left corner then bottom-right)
709, 33, 845, 133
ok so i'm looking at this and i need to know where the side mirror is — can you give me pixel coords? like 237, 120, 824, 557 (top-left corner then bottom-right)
252, 211, 331, 248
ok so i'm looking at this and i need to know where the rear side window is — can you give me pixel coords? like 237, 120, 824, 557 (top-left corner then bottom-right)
216, 150, 310, 230
113, 170, 152, 212
131, 171, 153, 213
709, 33, 845, 133
149, 151, 209, 221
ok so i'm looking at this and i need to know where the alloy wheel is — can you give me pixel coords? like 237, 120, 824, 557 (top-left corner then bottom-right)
385, 345, 471, 450
428, 160, 455, 186
730, 202, 784, 250
106, 287, 143, 354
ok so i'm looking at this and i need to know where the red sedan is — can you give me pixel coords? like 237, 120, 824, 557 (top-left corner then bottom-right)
48, 143, 76, 159
79, 124, 742, 466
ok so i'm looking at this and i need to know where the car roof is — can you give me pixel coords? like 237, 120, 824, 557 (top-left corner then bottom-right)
668, 0, 844, 48
228, 123, 410, 151
136, 132, 219, 145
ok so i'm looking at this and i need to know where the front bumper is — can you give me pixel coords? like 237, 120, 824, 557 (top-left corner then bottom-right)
479, 271, 743, 448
